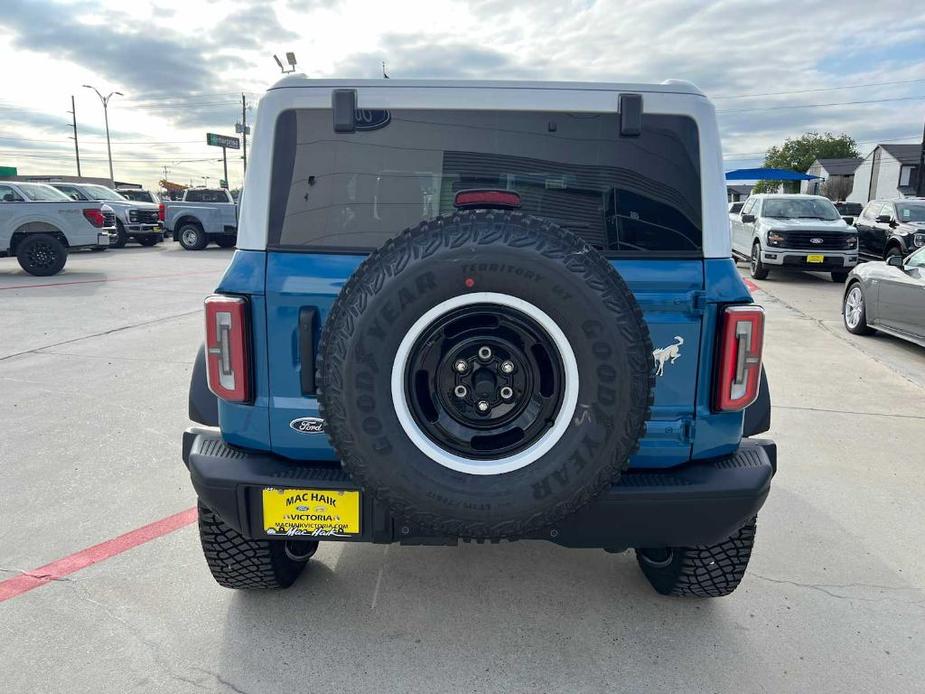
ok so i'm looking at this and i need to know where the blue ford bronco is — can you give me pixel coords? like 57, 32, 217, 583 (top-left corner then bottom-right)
183, 78, 774, 597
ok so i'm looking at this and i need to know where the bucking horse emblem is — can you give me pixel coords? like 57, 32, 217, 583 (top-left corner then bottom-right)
653, 336, 684, 377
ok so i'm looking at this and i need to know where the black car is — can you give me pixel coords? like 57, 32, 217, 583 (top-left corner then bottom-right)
855, 198, 925, 260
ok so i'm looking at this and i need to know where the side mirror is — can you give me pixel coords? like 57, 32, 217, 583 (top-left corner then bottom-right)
741, 213, 756, 223
887, 254, 904, 268
1, 193, 14, 202
875, 214, 892, 224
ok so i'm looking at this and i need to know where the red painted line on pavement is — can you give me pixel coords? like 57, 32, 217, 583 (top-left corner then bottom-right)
0, 270, 218, 291
0, 507, 197, 603
742, 277, 760, 292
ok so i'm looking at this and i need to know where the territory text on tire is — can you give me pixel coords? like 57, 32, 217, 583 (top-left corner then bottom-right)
318, 209, 654, 539
16, 233, 68, 276
197, 501, 317, 589
635, 517, 757, 597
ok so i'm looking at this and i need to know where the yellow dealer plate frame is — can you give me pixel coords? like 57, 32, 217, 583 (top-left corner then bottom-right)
262, 487, 361, 538
806, 254, 825, 263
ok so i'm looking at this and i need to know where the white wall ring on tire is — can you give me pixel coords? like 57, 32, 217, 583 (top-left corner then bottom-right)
391, 292, 579, 476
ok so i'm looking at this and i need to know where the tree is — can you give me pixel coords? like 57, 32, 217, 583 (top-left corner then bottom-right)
752, 132, 859, 193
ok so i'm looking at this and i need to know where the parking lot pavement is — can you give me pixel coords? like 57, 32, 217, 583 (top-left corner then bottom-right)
2, 248, 924, 693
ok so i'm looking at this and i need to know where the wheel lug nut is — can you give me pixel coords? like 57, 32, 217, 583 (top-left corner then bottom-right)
454, 359, 468, 373
454, 385, 468, 398
476, 400, 490, 413
477, 346, 492, 361
500, 386, 513, 400
500, 360, 515, 374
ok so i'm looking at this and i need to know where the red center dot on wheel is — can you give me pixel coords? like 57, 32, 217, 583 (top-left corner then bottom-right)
465, 278, 475, 288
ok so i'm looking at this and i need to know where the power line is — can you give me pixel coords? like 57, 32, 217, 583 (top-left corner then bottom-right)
712, 77, 925, 100
717, 94, 925, 114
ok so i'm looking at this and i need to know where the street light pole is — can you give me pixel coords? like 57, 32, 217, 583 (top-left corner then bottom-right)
83, 85, 123, 185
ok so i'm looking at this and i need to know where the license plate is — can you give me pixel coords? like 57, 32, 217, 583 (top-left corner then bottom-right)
262, 487, 360, 538
806, 254, 825, 263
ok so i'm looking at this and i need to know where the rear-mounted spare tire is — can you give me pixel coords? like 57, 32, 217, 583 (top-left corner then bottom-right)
318, 210, 654, 538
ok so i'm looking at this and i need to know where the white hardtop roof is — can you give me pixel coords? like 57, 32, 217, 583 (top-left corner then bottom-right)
267, 75, 705, 97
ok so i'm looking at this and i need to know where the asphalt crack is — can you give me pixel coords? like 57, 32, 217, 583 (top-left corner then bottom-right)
749, 572, 925, 609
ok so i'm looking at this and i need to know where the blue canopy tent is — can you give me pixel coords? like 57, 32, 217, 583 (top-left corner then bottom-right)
725, 168, 820, 181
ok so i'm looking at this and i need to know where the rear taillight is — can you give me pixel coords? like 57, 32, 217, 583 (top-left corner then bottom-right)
158, 203, 165, 222
82, 208, 105, 228
204, 295, 251, 403
713, 305, 765, 412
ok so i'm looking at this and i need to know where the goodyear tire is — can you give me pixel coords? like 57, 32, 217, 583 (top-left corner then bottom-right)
318, 210, 654, 539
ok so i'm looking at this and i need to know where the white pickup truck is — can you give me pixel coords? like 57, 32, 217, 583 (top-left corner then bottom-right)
161, 188, 238, 250
0, 181, 116, 275
49, 182, 162, 248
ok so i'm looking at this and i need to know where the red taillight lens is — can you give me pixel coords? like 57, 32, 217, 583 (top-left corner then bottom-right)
713, 305, 765, 412
82, 208, 105, 228
158, 203, 165, 222
453, 189, 522, 209
204, 295, 251, 403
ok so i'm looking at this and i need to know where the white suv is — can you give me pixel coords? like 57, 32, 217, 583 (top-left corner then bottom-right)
730, 194, 858, 282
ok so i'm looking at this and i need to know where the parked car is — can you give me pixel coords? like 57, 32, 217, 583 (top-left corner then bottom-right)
49, 182, 162, 248
854, 198, 925, 261
182, 77, 775, 599
161, 188, 237, 250
116, 188, 160, 205
0, 181, 115, 275
843, 246, 925, 348
730, 193, 858, 282
834, 201, 862, 225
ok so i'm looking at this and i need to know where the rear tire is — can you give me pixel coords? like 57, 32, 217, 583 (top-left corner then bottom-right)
750, 242, 769, 280
16, 234, 68, 276
197, 501, 316, 590
178, 223, 208, 250
112, 221, 128, 249
635, 518, 757, 597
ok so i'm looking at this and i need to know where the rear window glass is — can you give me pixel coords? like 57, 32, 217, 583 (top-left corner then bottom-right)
269, 108, 702, 255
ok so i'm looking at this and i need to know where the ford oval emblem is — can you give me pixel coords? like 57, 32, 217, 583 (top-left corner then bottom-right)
290, 417, 325, 434
354, 109, 391, 131
810, 237, 824, 244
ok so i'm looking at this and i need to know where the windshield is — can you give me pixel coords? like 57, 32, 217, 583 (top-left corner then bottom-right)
81, 184, 127, 202
118, 189, 155, 203
895, 202, 925, 223
762, 198, 840, 220
17, 183, 72, 202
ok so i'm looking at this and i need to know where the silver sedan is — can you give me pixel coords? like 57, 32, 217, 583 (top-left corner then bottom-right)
843, 246, 925, 347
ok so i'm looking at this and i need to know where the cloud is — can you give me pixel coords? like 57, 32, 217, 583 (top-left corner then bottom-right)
210, 5, 298, 50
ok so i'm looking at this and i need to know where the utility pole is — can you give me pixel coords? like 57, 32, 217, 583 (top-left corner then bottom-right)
222, 146, 228, 189
83, 85, 123, 185
917, 118, 925, 197
241, 93, 248, 173
68, 95, 81, 177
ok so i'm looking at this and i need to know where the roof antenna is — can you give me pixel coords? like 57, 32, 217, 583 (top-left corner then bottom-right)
382, 61, 390, 79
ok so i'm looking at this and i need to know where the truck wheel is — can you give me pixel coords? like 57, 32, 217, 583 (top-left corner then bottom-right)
214, 236, 236, 248
197, 501, 317, 589
635, 517, 757, 597
178, 223, 208, 250
16, 234, 68, 276
138, 237, 159, 247
112, 221, 128, 249
318, 210, 654, 539
843, 282, 874, 335
750, 242, 769, 280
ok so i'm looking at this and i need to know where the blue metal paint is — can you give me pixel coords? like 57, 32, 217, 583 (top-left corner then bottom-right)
218, 251, 755, 468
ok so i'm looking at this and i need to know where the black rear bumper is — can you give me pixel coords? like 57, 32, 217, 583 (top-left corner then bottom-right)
183, 428, 776, 550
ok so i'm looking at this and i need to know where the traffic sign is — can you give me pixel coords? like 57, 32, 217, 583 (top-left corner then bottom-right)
206, 133, 240, 149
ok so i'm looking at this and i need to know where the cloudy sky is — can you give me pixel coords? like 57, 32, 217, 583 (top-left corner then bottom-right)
1, 0, 923, 191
